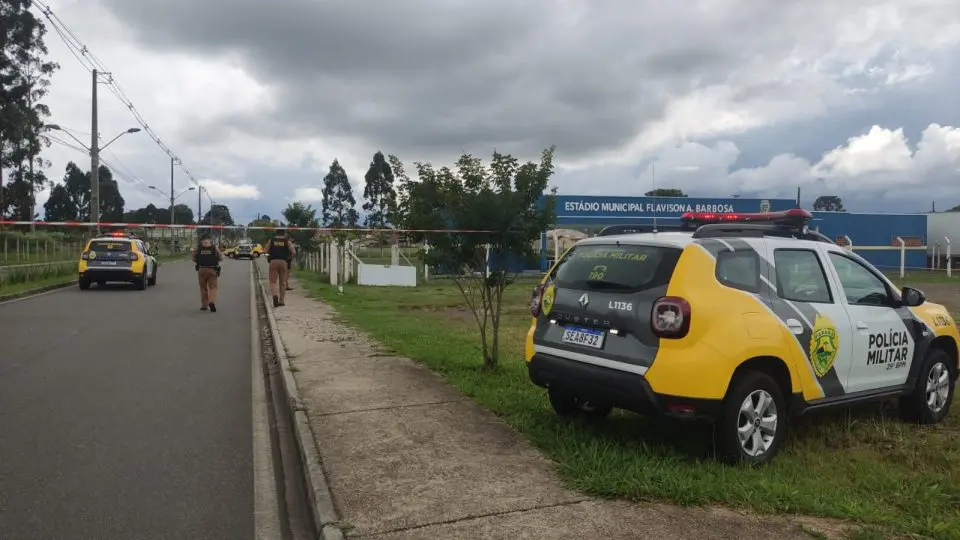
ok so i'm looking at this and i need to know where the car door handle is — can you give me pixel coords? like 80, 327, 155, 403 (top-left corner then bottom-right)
856, 321, 868, 330
785, 319, 804, 335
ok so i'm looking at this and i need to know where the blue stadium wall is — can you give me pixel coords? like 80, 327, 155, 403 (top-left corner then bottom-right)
810, 212, 927, 270
486, 195, 929, 273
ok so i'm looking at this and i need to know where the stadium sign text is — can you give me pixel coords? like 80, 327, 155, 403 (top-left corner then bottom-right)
561, 200, 736, 214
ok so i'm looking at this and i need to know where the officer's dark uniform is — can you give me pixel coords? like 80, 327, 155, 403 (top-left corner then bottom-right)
267, 234, 293, 307
194, 243, 222, 311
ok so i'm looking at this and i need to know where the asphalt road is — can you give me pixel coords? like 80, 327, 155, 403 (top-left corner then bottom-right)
0, 259, 257, 540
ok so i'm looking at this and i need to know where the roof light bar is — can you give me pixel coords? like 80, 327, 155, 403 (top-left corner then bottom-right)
680, 208, 812, 226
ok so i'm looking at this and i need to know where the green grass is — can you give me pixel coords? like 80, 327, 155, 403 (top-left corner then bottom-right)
295, 271, 960, 539
884, 270, 959, 285
0, 273, 76, 297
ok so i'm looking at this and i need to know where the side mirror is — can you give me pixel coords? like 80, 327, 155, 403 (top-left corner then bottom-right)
149, 248, 158, 257
900, 286, 925, 307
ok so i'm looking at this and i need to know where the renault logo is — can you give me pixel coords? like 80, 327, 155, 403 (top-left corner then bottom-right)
578, 293, 590, 308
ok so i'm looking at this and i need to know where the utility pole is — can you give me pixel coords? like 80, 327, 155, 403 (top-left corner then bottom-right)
169, 156, 175, 225
198, 185, 202, 227
90, 69, 100, 234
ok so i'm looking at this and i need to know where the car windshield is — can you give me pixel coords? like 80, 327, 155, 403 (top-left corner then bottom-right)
552, 243, 682, 292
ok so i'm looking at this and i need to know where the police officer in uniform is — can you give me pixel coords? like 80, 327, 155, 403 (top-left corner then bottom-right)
193, 234, 223, 312
266, 228, 296, 307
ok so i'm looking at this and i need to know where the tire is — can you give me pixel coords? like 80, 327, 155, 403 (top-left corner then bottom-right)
135, 275, 147, 290
716, 371, 787, 465
899, 348, 956, 424
148, 268, 157, 286
79, 278, 90, 290
548, 389, 613, 420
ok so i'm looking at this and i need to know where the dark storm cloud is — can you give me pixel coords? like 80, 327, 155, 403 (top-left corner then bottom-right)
99, 0, 875, 161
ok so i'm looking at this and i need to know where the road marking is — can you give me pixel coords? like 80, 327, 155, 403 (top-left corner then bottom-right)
251, 264, 283, 539
0, 283, 74, 306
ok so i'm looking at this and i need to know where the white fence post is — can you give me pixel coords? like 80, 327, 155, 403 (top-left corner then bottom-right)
946, 237, 952, 278
896, 237, 906, 279
552, 230, 560, 264
330, 243, 340, 286
842, 235, 853, 251
423, 242, 430, 282
933, 243, 939, 270
485, 244, 492, 279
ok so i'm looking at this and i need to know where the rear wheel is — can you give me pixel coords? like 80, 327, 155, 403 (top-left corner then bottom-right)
716, 371, 787, 465
899, 348, 955, 424
79, 278, 90, 290
135, 274, 147, 290
148, 268, 157, 286
548, 389, 613, 420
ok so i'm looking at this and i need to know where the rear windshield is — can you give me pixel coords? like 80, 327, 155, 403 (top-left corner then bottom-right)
552, 243, 682, 291
89, 240, 131, 252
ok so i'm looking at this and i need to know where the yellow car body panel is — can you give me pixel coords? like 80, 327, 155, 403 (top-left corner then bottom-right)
642, 245, 816, 401
909, 303, 960, 342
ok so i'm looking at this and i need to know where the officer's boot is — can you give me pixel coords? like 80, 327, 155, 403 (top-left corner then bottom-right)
273, 295, 280, 308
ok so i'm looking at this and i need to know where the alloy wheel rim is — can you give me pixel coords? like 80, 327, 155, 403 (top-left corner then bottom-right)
926, 362, 951, 414
737, 389, 778, 457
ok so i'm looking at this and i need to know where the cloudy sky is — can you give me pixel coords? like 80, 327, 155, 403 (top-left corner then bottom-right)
30, 0, 960, 224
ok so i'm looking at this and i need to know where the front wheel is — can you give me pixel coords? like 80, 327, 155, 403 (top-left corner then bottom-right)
716, 371, 787, 465
548, 389, 613, 420
899, 348, 955, 424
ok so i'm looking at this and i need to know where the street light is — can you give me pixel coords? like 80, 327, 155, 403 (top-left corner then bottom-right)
46, 124, 141, 153
47, 123, 140, 233
149, 185, 195, 225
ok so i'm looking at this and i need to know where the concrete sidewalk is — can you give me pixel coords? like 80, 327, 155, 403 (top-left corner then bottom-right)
264, 274, 843, 540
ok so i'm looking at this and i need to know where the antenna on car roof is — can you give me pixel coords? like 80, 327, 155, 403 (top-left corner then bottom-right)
796, 186, 801, 208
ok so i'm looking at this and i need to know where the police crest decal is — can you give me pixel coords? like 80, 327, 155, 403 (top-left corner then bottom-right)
809, 313, 839, 378
541, 283, 556, 316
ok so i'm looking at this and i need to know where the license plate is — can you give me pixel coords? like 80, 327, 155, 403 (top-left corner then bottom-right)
561, 326, 605, 349
98, 261, 118, 266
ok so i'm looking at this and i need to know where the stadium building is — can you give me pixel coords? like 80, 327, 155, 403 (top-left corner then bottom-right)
532, 195, 931, 272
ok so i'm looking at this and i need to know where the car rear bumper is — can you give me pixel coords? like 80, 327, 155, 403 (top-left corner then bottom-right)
80, 269, 143, 282
528, 353, 721, 421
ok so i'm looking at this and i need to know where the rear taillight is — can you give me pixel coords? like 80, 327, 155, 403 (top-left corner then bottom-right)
129, 253, 139, 261
81, 251, 90, 260
651, 296, 691, 339
530, 284, 545, 317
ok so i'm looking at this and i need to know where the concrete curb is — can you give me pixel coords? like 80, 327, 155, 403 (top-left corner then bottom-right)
253, 262, 345, 540
0, 279, 76, 303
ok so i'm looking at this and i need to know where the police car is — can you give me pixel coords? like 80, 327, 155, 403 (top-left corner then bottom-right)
78, 232, 158, 290
526, 209, 959, 463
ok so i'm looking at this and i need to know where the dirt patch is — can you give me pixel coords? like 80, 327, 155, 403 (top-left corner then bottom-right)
915, 283, 960, 314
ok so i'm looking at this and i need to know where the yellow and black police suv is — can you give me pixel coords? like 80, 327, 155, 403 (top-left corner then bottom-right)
526, 209, 958, 464
78, 232, 158, 290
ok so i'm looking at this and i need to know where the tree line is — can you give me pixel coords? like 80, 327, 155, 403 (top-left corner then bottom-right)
40, 160, 236, 227
1, 0, 58, 224
278, 148, 556, 369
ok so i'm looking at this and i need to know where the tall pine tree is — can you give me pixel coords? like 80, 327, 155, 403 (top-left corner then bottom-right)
321, 159, 359, 232
1, 0, 58, 222
361, 151, 396, 229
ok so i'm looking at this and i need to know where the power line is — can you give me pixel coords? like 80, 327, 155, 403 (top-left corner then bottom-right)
45, 136, 167, 203
32, 0, 202, 190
